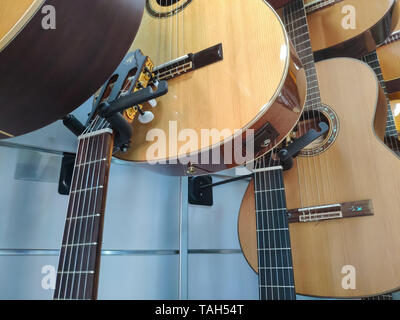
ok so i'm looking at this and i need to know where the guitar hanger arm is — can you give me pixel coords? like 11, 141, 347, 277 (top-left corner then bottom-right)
98, 81, 168, 118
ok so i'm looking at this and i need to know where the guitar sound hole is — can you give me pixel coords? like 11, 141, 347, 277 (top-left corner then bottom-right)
156, 0, 180, 6
146, 0, 192, 18
294, 105, 339, 157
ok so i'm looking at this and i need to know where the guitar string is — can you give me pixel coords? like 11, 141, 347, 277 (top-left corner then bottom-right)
265, 153, 278, 299
296, 0, 326, 214
255, 156, 269, 299
268, 153, 286, 299
78, 118, 107, 299
158, 0, 161, 68
261, 154, 271, 299
60, 130, 92, 299
176, 0, 179, 61
254, 158, 261, 298
256, 150, 294, 300
69, 116, 103, 299
80, 117, 111, 299
57, 114, 103, 299
55, 132, 85, 299
284, 1, 310, 217
170, 0, 172, 67
274, 154, 296, 299
76, 124, 102, 298
287, 0, 326, 217
269, 151, 293, 299
58, 116, 94, 299
82, 126, 109, 299
69, 117, 99, 299
263, 154, 274, 299
277, 6, 297, 298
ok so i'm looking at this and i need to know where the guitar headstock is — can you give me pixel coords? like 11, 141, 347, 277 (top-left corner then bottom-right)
91, 50, 158, 125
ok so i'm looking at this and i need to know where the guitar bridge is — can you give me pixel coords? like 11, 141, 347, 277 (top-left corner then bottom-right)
288, 200, 374, 223
153, 43, 223, 81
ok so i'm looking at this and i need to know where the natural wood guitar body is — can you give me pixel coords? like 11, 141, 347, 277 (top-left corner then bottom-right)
238, 57, 400, 298
115, 0, 306, 175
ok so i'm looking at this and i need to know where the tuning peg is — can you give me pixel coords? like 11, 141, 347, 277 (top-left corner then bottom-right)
138, 110, 154, 124
148, 99, 157, 107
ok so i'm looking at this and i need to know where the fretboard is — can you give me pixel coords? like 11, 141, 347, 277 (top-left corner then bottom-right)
284, 0, 322, 109
361, 52, 399, 141
54, 128, 114, 300
254, 156, 296, 300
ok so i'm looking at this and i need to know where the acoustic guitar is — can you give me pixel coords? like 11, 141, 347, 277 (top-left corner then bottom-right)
0, 0, 144, 139
238, 0, 400, 298
110, 0, 307, 176
304, 0, 398, 61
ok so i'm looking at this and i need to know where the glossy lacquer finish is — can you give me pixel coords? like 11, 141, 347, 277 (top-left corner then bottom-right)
115, 0, 306, 175
0, 0, 145, 139
305, 0, 397, 61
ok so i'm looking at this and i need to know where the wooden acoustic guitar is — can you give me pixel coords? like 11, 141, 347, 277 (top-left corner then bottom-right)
238, 0, 400, 298
109, 0, 307, 176
0, 0, 144, 139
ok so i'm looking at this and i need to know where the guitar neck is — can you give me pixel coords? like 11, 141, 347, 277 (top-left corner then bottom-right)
254, 156, 296, 300
54, 128, 114, 300
284, 0, 322, 110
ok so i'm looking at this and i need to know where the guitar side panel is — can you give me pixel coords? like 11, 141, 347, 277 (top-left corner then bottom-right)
307, 0, 396, 61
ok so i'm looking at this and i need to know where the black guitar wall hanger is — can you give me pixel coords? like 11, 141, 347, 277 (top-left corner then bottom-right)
189, 122, 329, 206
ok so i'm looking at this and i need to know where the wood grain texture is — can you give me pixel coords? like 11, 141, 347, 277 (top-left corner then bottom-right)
238, 57, 400, 298
116, 0, 306, 167
307, 0, 393, 50
306, 0, 395, 59
0, 0, 145, 138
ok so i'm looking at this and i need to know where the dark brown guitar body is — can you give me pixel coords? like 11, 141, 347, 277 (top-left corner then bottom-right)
0, 0, 145, 139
